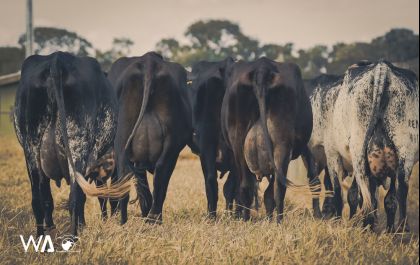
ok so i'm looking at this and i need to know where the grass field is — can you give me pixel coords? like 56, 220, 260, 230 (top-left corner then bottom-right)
0, 134, 418, 265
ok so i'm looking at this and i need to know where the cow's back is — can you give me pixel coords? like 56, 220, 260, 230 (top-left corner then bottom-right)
307, 75, 343, 157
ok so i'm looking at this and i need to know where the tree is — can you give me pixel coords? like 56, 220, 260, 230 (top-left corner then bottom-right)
371, 28, 419, 62
156, 20, 262, 66
259, 43, 294, 61
0, 47, 25, 75
18, 27, 94, 56
112, 38, 134, 57
95, 37, 135, 71
156, 20, 419, 77
327, 29, 419, 75
156, 38, 181, 59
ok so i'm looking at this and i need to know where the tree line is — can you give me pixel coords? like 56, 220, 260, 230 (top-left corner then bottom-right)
0, 19, 418, 78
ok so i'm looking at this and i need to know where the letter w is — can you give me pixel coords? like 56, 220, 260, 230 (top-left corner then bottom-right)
20, 235, 43, 252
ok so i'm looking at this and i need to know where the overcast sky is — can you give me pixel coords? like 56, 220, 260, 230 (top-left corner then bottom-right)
0, 0, 419, 54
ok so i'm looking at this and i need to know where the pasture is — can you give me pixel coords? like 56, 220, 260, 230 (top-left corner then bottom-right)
0, 134, 418, 264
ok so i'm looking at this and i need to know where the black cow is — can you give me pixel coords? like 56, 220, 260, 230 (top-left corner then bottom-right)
108, 52, 193, 224
188, 58, 238, 218
14, 52, 131, 236
221, 58, 313, 222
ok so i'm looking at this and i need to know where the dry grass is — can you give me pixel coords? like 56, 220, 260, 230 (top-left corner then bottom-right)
0, 134, 418, 265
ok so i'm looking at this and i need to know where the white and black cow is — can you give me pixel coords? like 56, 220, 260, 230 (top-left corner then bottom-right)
306, 60, 419, 231
14, 52, 132, 236
302, 74, 345, 218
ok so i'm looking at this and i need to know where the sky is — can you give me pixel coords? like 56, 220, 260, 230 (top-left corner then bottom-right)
0, 0, 419, 54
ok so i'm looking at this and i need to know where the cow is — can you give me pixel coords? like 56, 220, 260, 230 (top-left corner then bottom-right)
188, 58, 239, 218
221, 57, 313, 222
108, 52, 193, 224
14, 52, 132, 236
308, 60, 419, 232
302, 74, 345, 218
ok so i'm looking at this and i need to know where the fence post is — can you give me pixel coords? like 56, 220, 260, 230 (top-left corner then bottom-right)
26, 0, 34, 57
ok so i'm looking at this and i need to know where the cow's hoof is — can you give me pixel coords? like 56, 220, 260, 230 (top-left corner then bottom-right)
396, 221, 410, 233
362, 220, 376, 232
207, 212, 217, 220
145, 213, 163, 225
100, 214, 108, 221
313, 208, 323, 219
265, 213, 274, 222
276, 215, 284, 224
322, 209, 335, 219
45, 226, 59, 239
36, 227, 45, 237
234, 209, 242, 220
242, 210, 250, 221
386, 226, 396, 234
322, 203, 335, 219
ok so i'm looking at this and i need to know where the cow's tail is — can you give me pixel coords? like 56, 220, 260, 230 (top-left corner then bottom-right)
124, 61, 153, 152
50, 54, 132, 198
357, 61, 388, 213
254, 72, 303, 189
117, 61, 154, 202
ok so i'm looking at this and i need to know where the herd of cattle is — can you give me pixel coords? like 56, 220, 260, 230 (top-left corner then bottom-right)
13, 51, 419, 237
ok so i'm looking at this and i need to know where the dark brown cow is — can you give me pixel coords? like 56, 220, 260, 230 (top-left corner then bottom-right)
221, 58, 313, 222
108, 52, 193, 224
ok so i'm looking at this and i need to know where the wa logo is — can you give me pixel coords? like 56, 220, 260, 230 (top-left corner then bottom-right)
19, 235, 79, 253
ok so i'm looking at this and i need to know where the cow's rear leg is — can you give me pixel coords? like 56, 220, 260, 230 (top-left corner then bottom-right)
110, 199, 119, 216
333, 175, 343, 218
301, 147, 322, 219
308, 175, 322, 219
146, 152, 179, 223
24, 156, 45, 236
98, 198, 108, 220
29, 175, 45, 236
362, 178, 378, 230
274, 156, 290, 224
233, 153, 254, 221
200, 154, 218, 219
264, 176, 275, 220
326, 153, 346, 219
384, 176, 397, 233
223, 171, 237, 212
69, 182, 86, 236
133, 166, 153, 217
274, 177, 287, 224
396, 167, 410, 232
119, 196, 129, 225
348, 177, 359, 219
40, 178, 55, 230
322, 168, 335, 218
109, 170, 119, 216
254, 181, 260, 211
239, 177, 254, 221
95, 179, 108, 220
